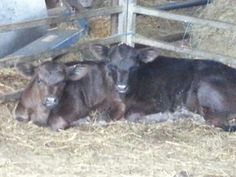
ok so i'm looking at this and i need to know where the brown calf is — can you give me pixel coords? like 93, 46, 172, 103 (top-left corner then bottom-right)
14, 60, 125, 130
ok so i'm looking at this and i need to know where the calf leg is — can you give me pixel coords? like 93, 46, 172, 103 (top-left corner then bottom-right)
48, 115, 69, 131
124, 101, 148, 122
196, 81, 233, 130
108, 98, 125, 121
14, 103, 30, 123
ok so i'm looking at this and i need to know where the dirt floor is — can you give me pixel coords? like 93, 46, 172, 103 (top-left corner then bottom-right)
0, 0, 236, 177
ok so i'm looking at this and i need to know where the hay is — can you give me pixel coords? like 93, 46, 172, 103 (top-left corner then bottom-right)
190, 0, 236, 59
0, 100, 236, 177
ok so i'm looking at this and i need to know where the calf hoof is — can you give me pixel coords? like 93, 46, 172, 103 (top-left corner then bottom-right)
49, 117, 69, 131
15, 116, 29, 123
223, 126, 236, 132
126, 113, 145, 123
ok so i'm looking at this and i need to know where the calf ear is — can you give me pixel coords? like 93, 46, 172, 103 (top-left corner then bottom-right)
15, 62, 36, 79
138, 47, 161, 63
89, 44, 109, 60
66, 65, 90, 81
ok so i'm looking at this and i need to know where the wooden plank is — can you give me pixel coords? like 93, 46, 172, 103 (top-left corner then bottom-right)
133, 34, 236, 66
133, 5, 236, 31
0, 35, 122, 69
126, 0, 137, 46
118, 0, 128, 43
111, 0, 119, 35
0, 6, 123, 32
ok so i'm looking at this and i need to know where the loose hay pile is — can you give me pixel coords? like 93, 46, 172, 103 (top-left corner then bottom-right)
0, 102, 236, 177
191, 0, 236, 58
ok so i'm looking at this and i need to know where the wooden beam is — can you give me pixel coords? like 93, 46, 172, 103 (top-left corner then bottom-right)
126, 0, 137, 46
133, 34, 236, 66
111, 0, 119, 35
0, 6, 123, 32
133, 5, 236, 31
118, 0, 128, 43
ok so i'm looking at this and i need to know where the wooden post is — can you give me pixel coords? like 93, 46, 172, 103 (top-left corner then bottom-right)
126, 0, 136, 46
111, 0, 119, 35
118, 0, 127, 43
134, 34, 236, 66
118, 0, 136, 46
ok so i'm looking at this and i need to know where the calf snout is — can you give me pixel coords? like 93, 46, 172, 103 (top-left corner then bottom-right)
43, 96, 59, 108
116, 84, 128, 94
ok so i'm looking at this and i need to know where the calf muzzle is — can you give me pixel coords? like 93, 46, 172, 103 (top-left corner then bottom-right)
43, 96, 59, 109
116, 84, 128, 94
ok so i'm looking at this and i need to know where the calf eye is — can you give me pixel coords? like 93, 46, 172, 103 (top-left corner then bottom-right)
37, 78, 45, 85
37, 79, 42, 84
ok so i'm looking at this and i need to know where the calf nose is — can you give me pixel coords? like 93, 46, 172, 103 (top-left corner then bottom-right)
116, 84, 128, 93
43, 96, 59, 108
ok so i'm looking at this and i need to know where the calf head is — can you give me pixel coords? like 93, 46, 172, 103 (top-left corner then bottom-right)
90, 44, 160, 94
15, 61, 89, 125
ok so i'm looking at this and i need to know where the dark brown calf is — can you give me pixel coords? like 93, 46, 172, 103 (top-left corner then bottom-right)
14, 60, 125, 130
14, 61, 76, 126
90, 43, 236, 131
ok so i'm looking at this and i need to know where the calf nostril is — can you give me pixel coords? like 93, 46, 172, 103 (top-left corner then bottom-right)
53, 98, 59, 104
117, 84, 127, 89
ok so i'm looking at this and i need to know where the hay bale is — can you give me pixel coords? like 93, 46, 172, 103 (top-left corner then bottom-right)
191, 0, 236, 59
89, 17, 111, 38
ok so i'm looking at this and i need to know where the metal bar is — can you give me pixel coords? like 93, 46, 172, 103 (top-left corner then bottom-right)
133, 34, 236, 66
0, 6, 123, 32
0, 35, 122, 69
156, 0, 212, 11
133, 5, 236, 31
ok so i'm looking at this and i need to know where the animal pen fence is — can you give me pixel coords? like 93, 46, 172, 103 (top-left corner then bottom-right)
0, 0, 236, 102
